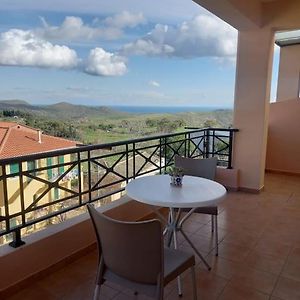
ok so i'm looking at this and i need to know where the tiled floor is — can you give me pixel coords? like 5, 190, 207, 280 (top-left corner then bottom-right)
6, 173, 300, 300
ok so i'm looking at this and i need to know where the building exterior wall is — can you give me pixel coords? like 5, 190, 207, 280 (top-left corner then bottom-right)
266, 98, 300, 174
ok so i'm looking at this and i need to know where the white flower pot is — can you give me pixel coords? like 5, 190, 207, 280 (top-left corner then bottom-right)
170, 175, 183, 186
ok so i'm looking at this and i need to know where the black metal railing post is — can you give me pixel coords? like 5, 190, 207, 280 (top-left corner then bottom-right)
9, 228, 25, 248
87, 150, 92, 202
159, 138, 162, 174
228, 130, 234, 169
164, 137, 167, 172
205, 129, 210, 158
132, 142, 136, 179
77, 152, 83, 205
212, 129, 215, 158
187, 132, 191, 158
125, 144, 129, 182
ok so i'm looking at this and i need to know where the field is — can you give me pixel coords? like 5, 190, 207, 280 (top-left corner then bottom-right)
0, 100, 233, 144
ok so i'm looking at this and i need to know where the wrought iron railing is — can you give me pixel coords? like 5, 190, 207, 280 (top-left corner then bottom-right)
0, 127, 237, 247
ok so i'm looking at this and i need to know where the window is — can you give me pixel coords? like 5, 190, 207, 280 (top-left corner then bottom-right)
47, 158, 53, 179
58, 156, 64, 174
9, 218, 17, 228
27, 160, 36, 179
27, 161, 36, 171
54, 187, 59, 200
27, 161, 35, 182
9, 163, 19, 175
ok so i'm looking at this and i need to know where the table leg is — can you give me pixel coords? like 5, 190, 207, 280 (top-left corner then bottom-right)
170, 208, 183, 296
166, 211, 174, 247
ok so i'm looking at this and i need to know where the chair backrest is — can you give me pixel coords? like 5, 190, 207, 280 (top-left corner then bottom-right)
87, 204, 163, 285
175, 156, 217, 180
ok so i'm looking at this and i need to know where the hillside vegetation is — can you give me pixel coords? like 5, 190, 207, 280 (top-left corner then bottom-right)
0, 100, 233, 144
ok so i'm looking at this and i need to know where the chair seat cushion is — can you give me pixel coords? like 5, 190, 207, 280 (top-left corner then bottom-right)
163, 248, 195, 285
194, 206, 218, 215
178, 206, 218, 215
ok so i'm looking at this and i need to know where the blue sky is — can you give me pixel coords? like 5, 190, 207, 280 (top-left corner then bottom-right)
0, 0, 279, 107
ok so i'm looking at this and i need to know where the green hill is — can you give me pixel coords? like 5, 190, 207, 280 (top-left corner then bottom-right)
0, 100, 128, 119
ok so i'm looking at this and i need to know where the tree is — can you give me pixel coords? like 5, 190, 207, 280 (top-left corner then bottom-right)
203, 119, 219, 128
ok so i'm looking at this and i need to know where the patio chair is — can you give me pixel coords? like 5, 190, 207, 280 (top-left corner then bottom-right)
175, 155, 219, 256
87, 204, 197, 300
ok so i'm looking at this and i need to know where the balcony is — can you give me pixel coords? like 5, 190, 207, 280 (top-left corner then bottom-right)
2, 1, 300, 299
1, 126, 300, 299
0, 127, 237, 247
3, 171, 300, 300
0, 127, 240, 296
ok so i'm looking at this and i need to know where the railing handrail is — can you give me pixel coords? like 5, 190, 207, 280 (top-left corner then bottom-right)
0, 127, 224, 165
185, 127, 239, 132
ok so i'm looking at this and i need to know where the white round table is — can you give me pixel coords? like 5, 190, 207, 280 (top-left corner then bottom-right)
126, 174, 227, 273
126, 174, 227, 208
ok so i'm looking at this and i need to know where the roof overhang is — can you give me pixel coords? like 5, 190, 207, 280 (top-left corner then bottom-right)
275, 30, 300, 47
193, 0, 262, 30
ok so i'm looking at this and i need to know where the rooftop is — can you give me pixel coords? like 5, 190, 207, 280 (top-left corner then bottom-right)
6, 172, 300, 300
0, 122, 78, 159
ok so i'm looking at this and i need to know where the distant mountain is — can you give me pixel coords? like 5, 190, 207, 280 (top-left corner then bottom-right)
45, 102, 124, 119
0, 100, 31, 106
0, 100, 128, 119
0, 99, 39, 110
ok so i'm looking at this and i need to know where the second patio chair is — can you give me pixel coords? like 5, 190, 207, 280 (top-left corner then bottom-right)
87, 204, 198, 300
175, 155, 219, 256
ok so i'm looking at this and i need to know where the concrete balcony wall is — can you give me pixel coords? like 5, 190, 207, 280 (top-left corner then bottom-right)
266, 98, 300, 174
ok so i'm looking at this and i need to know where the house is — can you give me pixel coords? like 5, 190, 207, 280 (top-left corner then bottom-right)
0, 122, 79, 241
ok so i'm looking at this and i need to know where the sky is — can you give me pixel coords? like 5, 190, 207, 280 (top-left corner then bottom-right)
0, 0, 279, 107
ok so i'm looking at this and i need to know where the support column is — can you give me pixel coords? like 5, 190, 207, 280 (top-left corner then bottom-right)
277, 44, 300, 101
233, 28, 274, 191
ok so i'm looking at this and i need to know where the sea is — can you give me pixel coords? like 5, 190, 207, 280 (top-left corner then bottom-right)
109, 106, 230, 114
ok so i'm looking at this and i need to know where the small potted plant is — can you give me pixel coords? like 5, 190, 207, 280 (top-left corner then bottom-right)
167, 166, 184, 186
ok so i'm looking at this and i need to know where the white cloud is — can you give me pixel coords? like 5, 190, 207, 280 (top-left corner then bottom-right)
123, 38, 174, 56
149, 80, 160, 87
37, 16, 122, 41
0, 29, 128, 77
103, 11, 146, 28
122, 14, 237, 59
36, 13, 146, 42
84, 47, 127, 76
0, 29, 78, 68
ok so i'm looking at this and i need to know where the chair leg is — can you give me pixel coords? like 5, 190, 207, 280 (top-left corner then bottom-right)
215, 215, 218, 256
94, 258, 104, 300
93, 284, 101, 300
191, 266, 198, 300
156, 279, 164, 300
180, 229, 211, 271
211, 215, 214, 233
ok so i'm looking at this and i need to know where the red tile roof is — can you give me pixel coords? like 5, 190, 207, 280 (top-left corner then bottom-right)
0, 122, 79, 159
